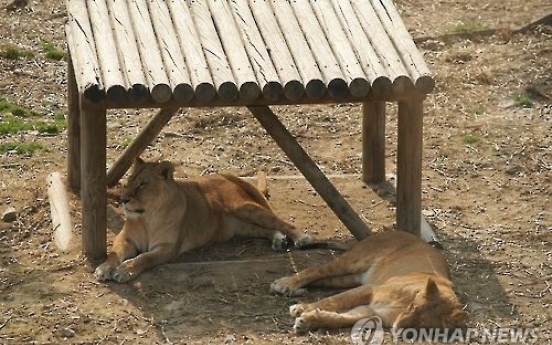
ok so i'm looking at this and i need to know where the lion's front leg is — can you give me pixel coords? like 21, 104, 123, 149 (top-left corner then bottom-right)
293, 305, 377, 334
295, 284, 374, 314
110, 243, 177, 283
95, 229, 139, 282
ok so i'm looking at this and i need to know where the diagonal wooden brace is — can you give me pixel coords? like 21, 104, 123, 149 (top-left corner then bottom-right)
247, 105, 372, 240
106, 106, 180, 187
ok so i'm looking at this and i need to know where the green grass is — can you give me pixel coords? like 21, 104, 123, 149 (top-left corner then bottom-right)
41, 40, 65, 61
0, 142, 44, 155
0, 98, 65, 135
121, 137, 133, 148
0, 98, 35, 117
462, 133, 480, 145
0, 114, 66, 135
446, 21, 487, 34
512, 93, 534, 108
0, 44, 34, 60
468, 106, 486, 116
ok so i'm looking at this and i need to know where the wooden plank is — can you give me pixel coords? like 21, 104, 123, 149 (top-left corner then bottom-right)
229, 0, 283, 102
288, 0, 349, 98
207, 0, 260, 101
106, 106, 180, 188
362, 102, 386, 183
190, 0, 238, 102
107, 0, 150, 104
65, 0, 105, 103
351, 0, 413, 94
127, 0, 172, 103
248, 0, 304, 101
309, 0, 369, 98
148, 0, 194, 103
167, 0, 216, 103
269, 0, 326, 99
66, 54, 81, 193
373, 0, 434, 94
247, 106, 371, 240
396, 99, 423, 236
329, 0, 391, 96
80, 107, 107, 264
86, 0, 127, 102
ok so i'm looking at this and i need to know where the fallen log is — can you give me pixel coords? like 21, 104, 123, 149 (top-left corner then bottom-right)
47, 172, 74, 252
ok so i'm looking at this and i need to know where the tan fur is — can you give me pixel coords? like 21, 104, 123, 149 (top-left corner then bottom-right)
270, 231, 467, 334
95, 158, 311, 283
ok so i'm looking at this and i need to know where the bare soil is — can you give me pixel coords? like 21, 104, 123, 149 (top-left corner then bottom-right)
0, 0, 551, 344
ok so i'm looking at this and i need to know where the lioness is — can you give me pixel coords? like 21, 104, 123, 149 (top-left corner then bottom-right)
270, 231, 467, 334
95, 158, 311, 283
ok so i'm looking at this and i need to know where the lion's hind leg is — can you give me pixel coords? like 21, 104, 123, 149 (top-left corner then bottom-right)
232, 202, 311, 249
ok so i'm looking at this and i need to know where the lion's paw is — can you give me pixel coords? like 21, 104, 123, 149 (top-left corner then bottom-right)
293, 310, 322, 334
293, 314, 310, 334
294, 234, 313, 248
270, 276, 307, 296
111, 260, 140, 283
289, 303, 307, 317
95, 262, 116, 281
271, 232, 288, 251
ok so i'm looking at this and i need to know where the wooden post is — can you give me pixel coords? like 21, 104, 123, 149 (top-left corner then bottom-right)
362, 102, 386, 183
397, 98, 423, 236
67, 55, 81, 193
80, 106, 107, 264
247, 106, 371, 240
106, 106, 180, 188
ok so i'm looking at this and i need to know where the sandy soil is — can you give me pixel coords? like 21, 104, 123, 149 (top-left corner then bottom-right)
0, 0, 551, 344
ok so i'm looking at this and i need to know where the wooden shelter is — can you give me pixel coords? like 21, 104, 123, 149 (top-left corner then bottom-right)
65, 0, 435, 263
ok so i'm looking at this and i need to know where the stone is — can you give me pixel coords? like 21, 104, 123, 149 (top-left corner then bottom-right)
1, 207, 17, 223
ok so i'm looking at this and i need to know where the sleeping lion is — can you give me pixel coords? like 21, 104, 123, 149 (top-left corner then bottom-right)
95, 158, 311, 283
271, 231, 467, 334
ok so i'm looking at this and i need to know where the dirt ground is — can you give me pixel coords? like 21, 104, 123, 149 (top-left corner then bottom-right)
0, 0, 551, 344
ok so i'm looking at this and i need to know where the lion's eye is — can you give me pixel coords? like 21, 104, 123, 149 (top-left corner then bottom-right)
138, 181, 148, 189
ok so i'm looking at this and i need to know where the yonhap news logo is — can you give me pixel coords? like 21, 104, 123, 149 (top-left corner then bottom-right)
350, 317, 384, 345
350, 317, 539, 344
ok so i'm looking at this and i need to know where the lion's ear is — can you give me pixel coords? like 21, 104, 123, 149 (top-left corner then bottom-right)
159, 161, 174, 180
134, 157, 145, 167
131, 157, 145, 173
425, 278, 440, 296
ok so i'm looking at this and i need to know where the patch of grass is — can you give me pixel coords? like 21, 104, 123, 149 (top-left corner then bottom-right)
0, 98, 34, 117
0, 44, 34, 60
462, 133, 480, 145
41, 40, 65, 61
446, 21, 487, 34
512, 93, 534, 108
121, 137, 133, 148
0, 114, 66, 135
0, 142, 44, 155
469, 106, 486, 116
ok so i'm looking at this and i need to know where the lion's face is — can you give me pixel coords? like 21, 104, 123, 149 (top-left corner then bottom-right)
393, 278, 467, 331
121, 158, 175, 219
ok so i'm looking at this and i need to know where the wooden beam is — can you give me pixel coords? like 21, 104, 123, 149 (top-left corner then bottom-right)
81, 106, 107, 264
66, 55, 81, 193
47, 172, 74, 252
397, 99, 423, 236
362, 102, 386, 183
247, 105, 371, 240
106, 106, 180, 188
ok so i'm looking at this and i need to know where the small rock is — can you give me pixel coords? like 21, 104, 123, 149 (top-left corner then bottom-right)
224, 335, 236, 344
1, 207, 17, 223
62, 327, 75, 338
